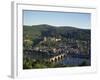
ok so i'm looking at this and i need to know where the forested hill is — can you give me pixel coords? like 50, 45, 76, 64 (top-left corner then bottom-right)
23, 24, 91, 41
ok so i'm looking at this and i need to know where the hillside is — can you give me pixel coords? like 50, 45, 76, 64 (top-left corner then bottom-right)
23, 24, 91, 41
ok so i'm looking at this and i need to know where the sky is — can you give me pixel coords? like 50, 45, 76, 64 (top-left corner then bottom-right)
23, 10, 91, 29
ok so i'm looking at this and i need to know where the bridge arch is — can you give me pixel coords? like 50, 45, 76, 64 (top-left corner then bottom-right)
49, 54, 66, 63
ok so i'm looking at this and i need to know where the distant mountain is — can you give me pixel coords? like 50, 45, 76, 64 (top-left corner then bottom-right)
23, 24, 91, 41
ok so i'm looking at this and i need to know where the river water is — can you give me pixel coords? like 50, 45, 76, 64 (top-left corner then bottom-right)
58, 55, 91, 66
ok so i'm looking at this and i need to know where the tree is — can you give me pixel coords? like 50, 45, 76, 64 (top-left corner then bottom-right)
23, 57, 33, 69
23, 39, 33, 49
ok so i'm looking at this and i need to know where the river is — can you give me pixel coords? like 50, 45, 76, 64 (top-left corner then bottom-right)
58, 55, 91, 66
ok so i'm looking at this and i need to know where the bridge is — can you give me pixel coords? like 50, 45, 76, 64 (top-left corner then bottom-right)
49, 53, 66, 63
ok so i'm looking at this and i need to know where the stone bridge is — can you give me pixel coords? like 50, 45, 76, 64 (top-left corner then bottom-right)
49, 53, 66, 63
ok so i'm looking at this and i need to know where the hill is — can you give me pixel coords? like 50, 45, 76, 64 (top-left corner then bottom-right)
23, 24, 90, 41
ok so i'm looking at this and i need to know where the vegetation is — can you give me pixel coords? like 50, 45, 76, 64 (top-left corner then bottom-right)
23, 24, 90, 41
78, 60, 89, 66
23, 24, 91, 69
23, 57, 77, 69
